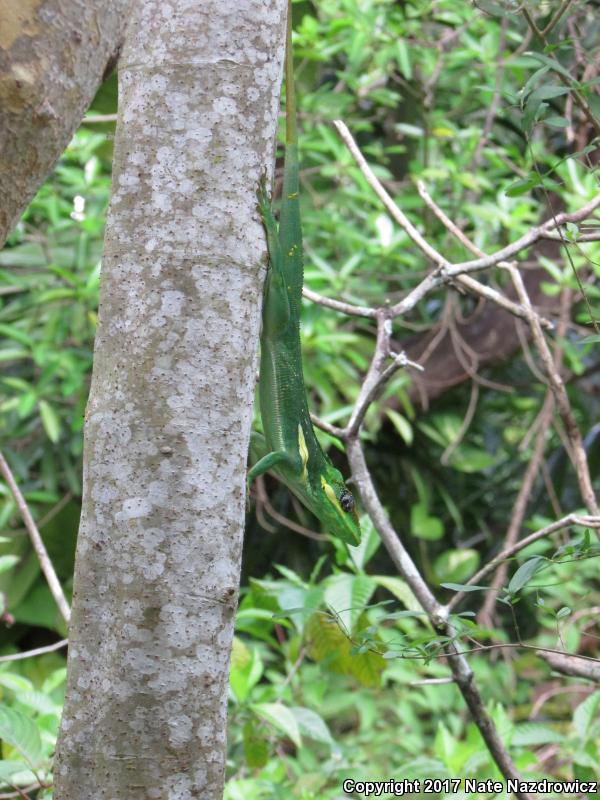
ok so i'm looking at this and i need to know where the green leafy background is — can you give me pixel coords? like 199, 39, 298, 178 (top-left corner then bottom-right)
1, 0, 600, 797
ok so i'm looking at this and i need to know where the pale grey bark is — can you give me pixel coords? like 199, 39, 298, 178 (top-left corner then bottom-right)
0, 0, 131, 247
54, 1, 286, 797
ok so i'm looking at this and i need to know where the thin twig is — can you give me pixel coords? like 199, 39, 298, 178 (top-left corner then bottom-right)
335, 120, 600, 324
448, 513, 600, 611
507, 266, 599, 519
346, 438, 533, 797
521, 8, 600, 136
81, 114, 118, 124
471, 18, 508, 171
541, 231, 600, 242
334, 120, 448, 269
0, 452, 71, 623
252, 477, 328, 541
442, 194, 600, 279
456, 273, 553, 329
542, 0, 576, 35
417, 180, 482, 256
309, 413, 345, 439
0, 640, 68, 662
530, 684, 591, 721
477, 390, 554, 626
415, 180, 550, 328
302, 287, 377, 318
441, 381, 479, 465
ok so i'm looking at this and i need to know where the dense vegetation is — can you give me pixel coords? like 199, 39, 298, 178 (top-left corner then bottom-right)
0, 0, 599, 797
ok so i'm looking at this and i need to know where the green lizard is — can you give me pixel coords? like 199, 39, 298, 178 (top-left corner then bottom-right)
247, 6, 361, 546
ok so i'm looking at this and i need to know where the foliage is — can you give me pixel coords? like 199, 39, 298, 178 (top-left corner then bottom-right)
0, 0, 600, 796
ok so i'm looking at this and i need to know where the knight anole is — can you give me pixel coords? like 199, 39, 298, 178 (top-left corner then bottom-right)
247, 5, 361, 546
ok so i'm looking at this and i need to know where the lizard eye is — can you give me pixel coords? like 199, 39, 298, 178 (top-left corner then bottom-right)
340, 490, 354, 513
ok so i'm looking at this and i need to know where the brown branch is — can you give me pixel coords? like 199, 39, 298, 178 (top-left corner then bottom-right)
539, 651, 600, 682
541, 0, 576, 36
346, 438, 533, 797
507, 266, 599, 519
477, 391, 554, 627
448, 513, 600, 612
252, 476, 328, 542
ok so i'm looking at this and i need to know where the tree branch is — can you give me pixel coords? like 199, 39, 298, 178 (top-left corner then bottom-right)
0, 451, 71, 624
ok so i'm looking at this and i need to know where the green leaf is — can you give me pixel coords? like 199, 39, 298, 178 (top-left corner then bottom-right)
0, 707, 43, 767
323, 573, 375, 633
528, 85, 570, 102
573, 691, 600, 742
305, 613, 385, 687
290, 706, 334, 746
38, 400, 61, 443
0, 760, 37, 786
396, 40, 412, 80
512, 722, 564, 746
0, 555, 19, 575
242, 720, 269, 769
0, 349, 28, 363
347, 515, 381, 572
476, 0, 512, 17
524, 51, 574, 81
411, 502, 444, 541
434, 549, 480, 584
0, 674, 34, 694
505, 177, 541, 197
229, 641, 263, 704
372, 575, 423, 612
507, 557, 546, 595
385, 409, 413, 445
441, 583, 488, 592
15, 691, 60, 716
251, 703, 302, 748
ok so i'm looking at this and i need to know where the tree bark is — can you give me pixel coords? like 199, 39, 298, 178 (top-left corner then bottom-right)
53, 1, 286, 797
0, 0, 131, 248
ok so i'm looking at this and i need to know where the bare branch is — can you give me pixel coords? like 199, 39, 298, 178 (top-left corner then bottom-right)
456, 273, 553, 329
303, 286, 377, 318
539, 650, 600, 682
346, 437, 534, 797
448, 513, 600, 611
444, 194, 600, 278
252, 477, 328, 542
507, 266, 599, 518
0, 452, 71, 624
309, 413, 346, 439
334, 120, 448, 268
521, 8, 600, 136
417, 180, 482, 257
477, 390, 555, 626
541, 0, 576, 36
416, 181, 554, 328
0, 640, 68, 663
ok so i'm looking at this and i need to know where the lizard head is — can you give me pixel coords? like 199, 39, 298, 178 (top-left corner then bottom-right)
310, 464, 361, 545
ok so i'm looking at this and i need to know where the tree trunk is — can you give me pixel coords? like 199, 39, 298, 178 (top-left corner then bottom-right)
54, 0, 286, 797
0, 0, 131, 247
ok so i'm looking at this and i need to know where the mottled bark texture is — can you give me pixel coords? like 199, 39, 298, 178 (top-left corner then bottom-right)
0, 0, 131, 247
54, 1, 286, 798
